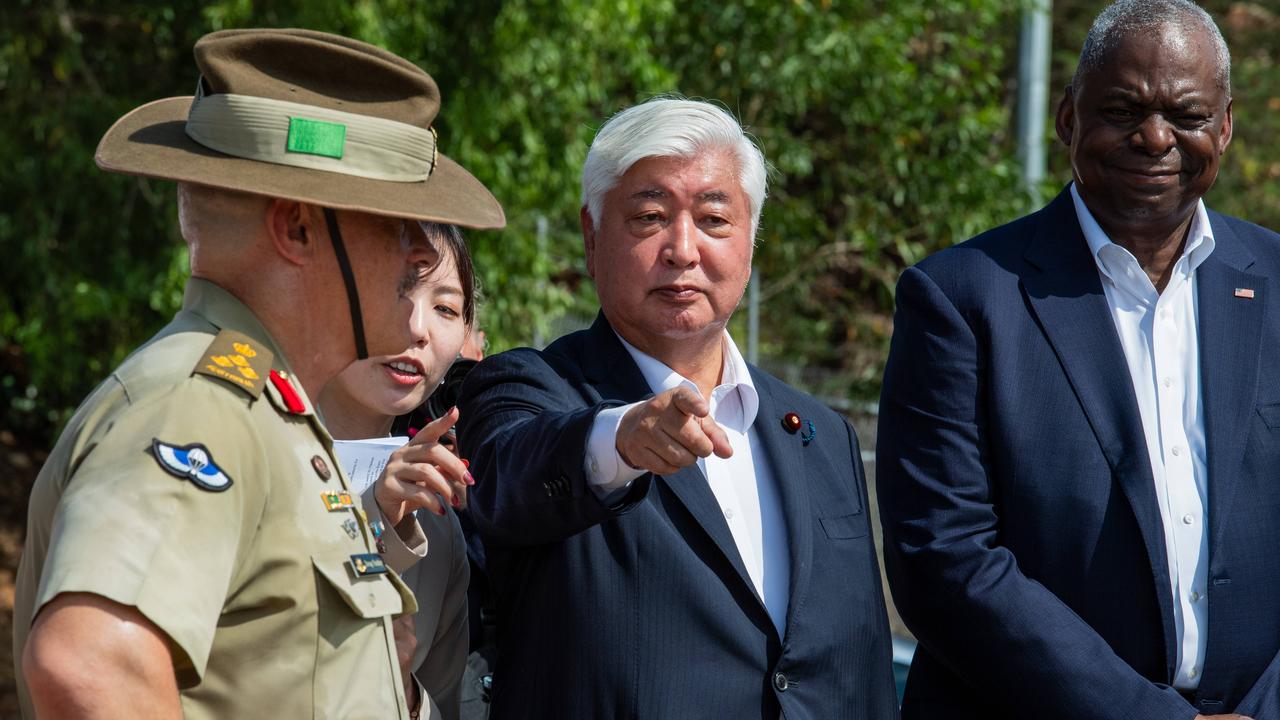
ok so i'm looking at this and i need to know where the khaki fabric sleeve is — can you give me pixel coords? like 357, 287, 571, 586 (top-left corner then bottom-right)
34, 378, 267, 678
412, 511, 471, 720
362, 484, 429, 573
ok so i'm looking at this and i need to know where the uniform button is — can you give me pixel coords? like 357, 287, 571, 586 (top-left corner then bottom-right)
1189, 667, 1199, 680
724, 507, 735, 520
1182, 514, 1194, 525
1162, 377, 1173, 388
773, 672, 789, 692
1171, 446, 1182, 457
1190, 590, 1201, 603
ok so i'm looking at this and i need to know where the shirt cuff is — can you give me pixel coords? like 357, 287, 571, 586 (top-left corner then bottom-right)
360, 484, 428, 574
584, 402, 647, 498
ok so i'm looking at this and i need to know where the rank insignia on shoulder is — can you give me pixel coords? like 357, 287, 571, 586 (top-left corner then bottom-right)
151, 439, 234, 492
193, 329, 273, 399
349, 553, 387, 576
322, 491, 356, 511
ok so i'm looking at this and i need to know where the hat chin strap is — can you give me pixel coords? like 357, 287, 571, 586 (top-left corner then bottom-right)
322, 208, 369, 361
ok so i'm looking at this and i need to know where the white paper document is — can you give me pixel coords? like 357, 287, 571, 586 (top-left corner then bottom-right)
333, 436, 410, 496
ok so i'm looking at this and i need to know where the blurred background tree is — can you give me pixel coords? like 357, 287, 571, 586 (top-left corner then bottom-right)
1, 0, 1276, 450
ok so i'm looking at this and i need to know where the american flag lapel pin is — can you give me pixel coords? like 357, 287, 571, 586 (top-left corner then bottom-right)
1235, 287, 1256, 299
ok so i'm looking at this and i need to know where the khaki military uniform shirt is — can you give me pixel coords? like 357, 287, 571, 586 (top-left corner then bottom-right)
14, 278, 422, 719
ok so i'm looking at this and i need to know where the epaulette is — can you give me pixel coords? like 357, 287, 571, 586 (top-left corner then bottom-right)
192, 329, 273, 399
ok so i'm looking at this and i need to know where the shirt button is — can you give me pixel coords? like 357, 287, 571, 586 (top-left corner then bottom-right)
724, 507, 735, 520
1190, 590, 1202, 603
1171, 446, 1182, 457
1182, 514, 1194, 525
1162, 377, 1173, 388
1189, 667, 1199, 680
589, 459, 600, 475
773, 672, 789, 692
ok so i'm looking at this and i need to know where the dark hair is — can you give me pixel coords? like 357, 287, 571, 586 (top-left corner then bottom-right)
421, 222, 479, 327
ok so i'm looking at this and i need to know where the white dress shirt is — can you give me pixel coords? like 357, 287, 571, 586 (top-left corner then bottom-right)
1071, 183, 1213, 689
583, 331, 791, 636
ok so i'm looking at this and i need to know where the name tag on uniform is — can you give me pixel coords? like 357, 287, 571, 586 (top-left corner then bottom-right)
321, 491, 355, 511
349, 553, 387, 576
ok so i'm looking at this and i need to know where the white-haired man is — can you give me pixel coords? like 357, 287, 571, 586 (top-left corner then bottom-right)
458, 97, 899, 719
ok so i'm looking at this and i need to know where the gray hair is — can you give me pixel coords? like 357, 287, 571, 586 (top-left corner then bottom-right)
580, 97, 768, 237
1073, 0, 1230, 96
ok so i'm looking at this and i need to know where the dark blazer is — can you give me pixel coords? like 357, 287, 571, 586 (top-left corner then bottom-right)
876, 187, 1280, 720
458, 314, 899, 720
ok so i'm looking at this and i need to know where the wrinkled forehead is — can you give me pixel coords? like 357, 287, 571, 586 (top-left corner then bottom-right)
1084, 21, 1224, 93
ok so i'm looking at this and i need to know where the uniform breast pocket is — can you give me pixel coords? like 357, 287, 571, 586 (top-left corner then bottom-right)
818, 510, 869, 540
311, 555, 413, 620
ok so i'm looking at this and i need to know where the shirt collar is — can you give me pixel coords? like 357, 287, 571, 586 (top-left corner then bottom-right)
1070, 182, 1216, 284
614, 330, 760, 431
182, 277, 295, 376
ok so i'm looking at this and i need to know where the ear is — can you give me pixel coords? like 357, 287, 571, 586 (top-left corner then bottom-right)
1054, 85, 1076, 146
1218, 98, 1234, 153
581, 206, 597, 279
265, 199, 317, 266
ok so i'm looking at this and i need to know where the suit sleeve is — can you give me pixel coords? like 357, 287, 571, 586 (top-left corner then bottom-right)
413, 512, 470, 720
876, 266, 1196, 720
1236, 651, 1280, 717
456, 349, 649, 546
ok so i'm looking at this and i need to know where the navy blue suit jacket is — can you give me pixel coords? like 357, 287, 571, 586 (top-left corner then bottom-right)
877, 187, 1280, 719
458, 314, 899, 719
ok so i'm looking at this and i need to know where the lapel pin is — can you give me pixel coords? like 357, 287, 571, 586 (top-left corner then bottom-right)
782, 412, 802, 433
801, 420, 817, 447
1235, 287, 1256, 299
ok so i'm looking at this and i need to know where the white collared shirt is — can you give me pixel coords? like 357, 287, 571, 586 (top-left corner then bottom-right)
1071, 183, 1213, 689
584, 331, 791, 636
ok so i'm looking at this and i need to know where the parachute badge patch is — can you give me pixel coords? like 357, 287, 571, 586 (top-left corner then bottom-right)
150, 439, 234, 492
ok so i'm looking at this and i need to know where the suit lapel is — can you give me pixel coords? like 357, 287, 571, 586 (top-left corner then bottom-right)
749, 370, 814, 641
1021, 189, 1177, 670
582, 313, 763, 613
1196, 216, 1265, 557
580, 312, 654, 404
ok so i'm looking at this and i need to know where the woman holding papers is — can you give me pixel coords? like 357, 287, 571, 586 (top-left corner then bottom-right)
320, 222, 478, 720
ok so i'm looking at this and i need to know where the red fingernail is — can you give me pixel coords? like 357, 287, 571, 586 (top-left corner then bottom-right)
461, 458, 470, 469
437, 505, 446, 516
450, 495, 461, 508
465, 471, 475, 486
406, 427, 418, 438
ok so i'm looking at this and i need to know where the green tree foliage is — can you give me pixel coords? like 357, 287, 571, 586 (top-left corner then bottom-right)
4, 1, 1275, 449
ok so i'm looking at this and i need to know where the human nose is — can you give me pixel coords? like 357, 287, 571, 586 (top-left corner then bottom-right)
662, 215, 699, 268
1131, 114, 1176, 156
407, 294, 431, 347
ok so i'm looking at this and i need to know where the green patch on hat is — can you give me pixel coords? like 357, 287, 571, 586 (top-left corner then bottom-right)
286, 117, 346, 159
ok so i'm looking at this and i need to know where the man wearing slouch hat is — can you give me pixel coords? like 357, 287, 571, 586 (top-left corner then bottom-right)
13, 29, 503, 719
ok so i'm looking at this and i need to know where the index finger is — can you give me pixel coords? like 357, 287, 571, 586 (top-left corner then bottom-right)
407, 405, 460, 445
668, 387, 709, 418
